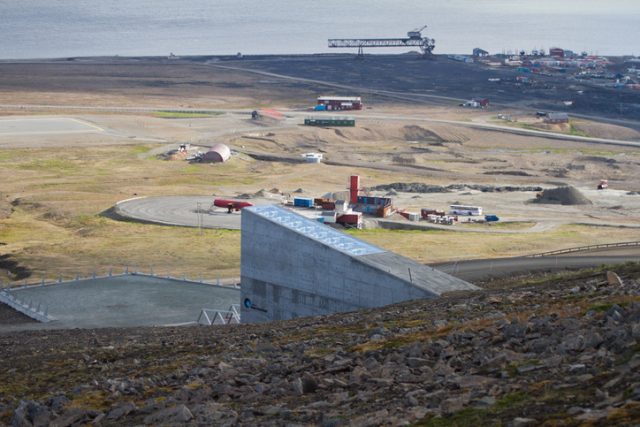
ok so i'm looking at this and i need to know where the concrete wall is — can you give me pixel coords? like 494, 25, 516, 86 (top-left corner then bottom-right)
241, 206, 476, 323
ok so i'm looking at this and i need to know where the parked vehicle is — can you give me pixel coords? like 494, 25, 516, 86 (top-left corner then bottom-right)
316, 96, 363, 111
449, 205, 483, 216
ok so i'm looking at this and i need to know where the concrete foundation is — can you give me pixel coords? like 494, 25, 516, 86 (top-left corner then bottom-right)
241, 205, 477, 323
4, 275, 240, 330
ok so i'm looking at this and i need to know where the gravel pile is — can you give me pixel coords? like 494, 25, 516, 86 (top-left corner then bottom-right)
533, 186, 593, 205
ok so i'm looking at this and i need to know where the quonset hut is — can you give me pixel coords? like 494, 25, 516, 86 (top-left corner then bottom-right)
240, 205, 477, 323
202, 143, 231, 163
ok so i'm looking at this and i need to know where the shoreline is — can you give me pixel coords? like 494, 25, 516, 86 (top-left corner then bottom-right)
1, 51, 639, 63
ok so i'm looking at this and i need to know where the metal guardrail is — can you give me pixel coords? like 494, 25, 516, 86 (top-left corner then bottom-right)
528, 241, 640, 258
1, 267, 240, 291
197, 304, 241, 325
0, 290, 53, 323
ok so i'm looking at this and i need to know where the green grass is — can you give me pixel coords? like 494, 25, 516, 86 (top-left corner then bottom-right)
17, 159, 80, 173
569, 122, 589, 137
129, 145, 153, 155
458, 221, 535, 230
416, 392, 529, 426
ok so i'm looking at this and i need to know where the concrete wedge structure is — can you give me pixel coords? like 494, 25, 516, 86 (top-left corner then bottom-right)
241, 205, 477, 323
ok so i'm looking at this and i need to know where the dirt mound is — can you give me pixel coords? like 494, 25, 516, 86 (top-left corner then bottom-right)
533, 186, 592, 205
402, 125, 445, 143
0, 197, 11, 220
373, 183, 543, 193
156, 149, 187, 161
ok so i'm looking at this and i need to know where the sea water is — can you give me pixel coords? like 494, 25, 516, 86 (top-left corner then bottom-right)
0, 0, 638, 59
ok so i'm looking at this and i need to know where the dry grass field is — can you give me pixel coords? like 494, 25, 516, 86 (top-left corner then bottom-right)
1, 59, 639, 285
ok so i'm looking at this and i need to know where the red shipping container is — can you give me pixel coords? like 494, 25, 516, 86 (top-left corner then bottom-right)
337, 213, 362, 224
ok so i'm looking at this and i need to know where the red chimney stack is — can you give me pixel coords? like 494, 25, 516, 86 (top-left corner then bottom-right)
350, 175, 360, 204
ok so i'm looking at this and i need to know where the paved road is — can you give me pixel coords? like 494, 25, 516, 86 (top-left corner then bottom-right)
433, 252, 640, 282
0, 103, 638, 149
114, 196, 243, 230
113, 195, 287, 230
0, 116, 103, 136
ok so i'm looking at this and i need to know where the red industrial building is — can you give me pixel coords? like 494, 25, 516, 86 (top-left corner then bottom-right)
549, 47, 565, 58
317, 96, 363, 111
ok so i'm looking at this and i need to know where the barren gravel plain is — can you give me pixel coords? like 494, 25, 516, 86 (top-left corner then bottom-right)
0, 55, 638, 283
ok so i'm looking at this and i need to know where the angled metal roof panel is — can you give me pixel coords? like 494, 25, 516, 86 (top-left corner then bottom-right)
246, 205, 385, 257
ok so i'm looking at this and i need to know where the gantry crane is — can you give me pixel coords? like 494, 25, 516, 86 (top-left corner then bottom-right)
328, 26, 435, 58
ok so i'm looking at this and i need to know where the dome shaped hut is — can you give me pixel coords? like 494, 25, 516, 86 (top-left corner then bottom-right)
201, 143, 231, 163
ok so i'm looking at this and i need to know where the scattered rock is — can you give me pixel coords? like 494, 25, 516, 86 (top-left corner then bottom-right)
511, 417, 537, 427
143, 404, 193, 425
11, 400, 51, 427
301, 373, 318, 394
106, 402, 136, 420
50, 409, 100, 427
606, 271, 623, 286
3, 264, 640, 426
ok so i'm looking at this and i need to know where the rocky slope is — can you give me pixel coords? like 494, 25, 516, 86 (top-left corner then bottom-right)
1, 264, 639, 426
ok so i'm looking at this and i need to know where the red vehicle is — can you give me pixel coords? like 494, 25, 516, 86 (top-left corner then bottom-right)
213, 199, 253, 213
317, 96, 363, 111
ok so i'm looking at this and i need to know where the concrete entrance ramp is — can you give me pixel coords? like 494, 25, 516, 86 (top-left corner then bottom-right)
241, 205, 476, 323
3, 275, 240, 330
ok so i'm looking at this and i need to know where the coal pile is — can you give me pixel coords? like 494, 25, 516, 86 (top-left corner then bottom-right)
533, 186, 592, 205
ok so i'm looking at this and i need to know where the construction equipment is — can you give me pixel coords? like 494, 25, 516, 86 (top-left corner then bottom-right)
328, 26, 436, 57
213, 199, 253, 213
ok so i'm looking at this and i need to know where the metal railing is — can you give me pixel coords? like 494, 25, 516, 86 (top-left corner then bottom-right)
197, 304, 241, 325
528, 241, 640, 258
0, 290, 53, 323
0, 266, 240, 291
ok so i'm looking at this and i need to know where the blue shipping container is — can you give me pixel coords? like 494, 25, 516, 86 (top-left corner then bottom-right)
294, 197, 314, 208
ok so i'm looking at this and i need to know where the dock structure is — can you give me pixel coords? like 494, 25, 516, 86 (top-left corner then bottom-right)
328, 26, 435, 57
240, 205, 476, 323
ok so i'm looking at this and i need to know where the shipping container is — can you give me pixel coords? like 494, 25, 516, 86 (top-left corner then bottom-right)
380, 205, 393, 218
293, 197, 314, 208
321, 202, 336, 210
421, 208, 445, 218
321, 211, 337, 223
337, 212, 362, 228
